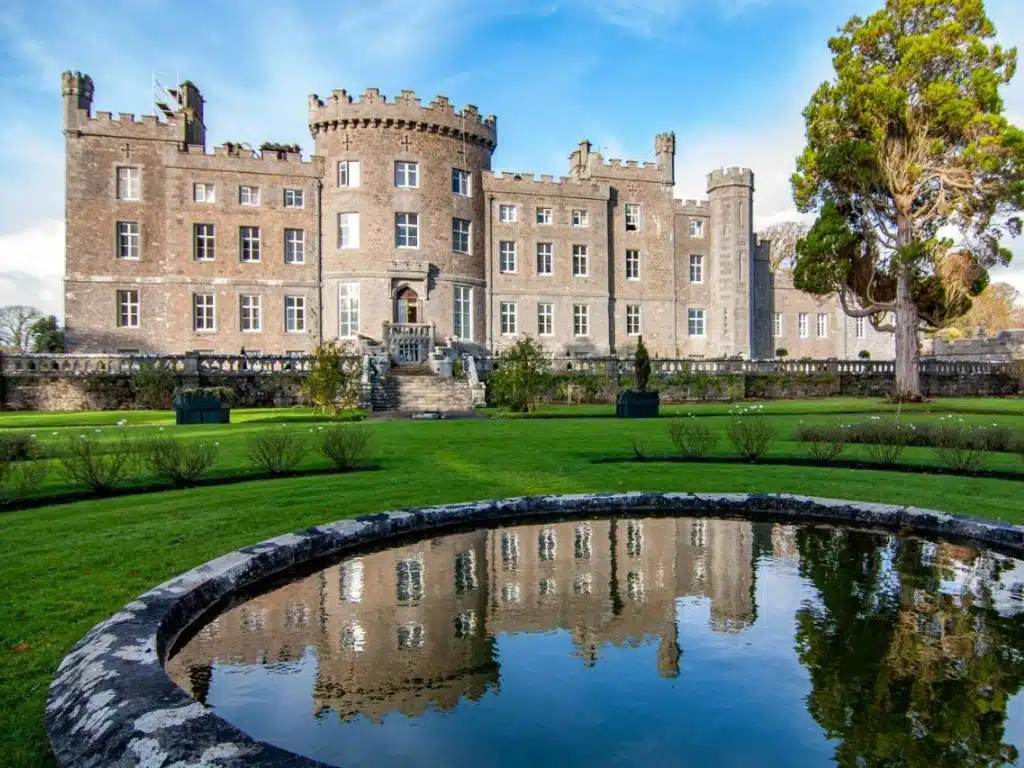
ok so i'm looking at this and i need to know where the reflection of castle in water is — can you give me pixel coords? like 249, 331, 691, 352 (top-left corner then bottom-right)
167, 517, 761, 721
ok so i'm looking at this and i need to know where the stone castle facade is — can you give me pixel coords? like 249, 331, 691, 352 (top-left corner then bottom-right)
61, 72, 893, 360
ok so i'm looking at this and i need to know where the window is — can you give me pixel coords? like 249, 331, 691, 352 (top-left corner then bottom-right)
338, 212, 360, 249
116, 290, 139, 328
571, 209, 589, 227
284, 229, 304, 264
395, 213, 419, 248
116, 222, 140, 260
452, 168, 471, 197
499, 241, 517, 273
396, 557, 424, 602
537, 302, 553, 336
116, 167, 140, 200
538, 528, 557, 561
338, 160, 360, 188
689, 254, 703, 283
689, 219, 704, 238
340, 621, 366, 653
722, 307, 728, 336
574, 524, 592, 559
500, 302, 517, 335
499, 204, 517, 223
455, 610, 477, 638
817, 313, 828, 337
240, 295, 262, 332
536, 243, 553, 275
454, 551, 477, 593
773, 313, 783, 338
536, 207, 552, 225
193, 293, 215, 332
239, 185, 260, 206
395, 160, 419, 188
573, 304, 589, 336
798, 313, 809, 338
452, 218, 471, 254
240, 226, 261, 262
283, 188, 304, 208
285, 296, 305, 333
625, 249, 640, 280
193, 183, 214, 203
453, 285, 472, 341
539, 578, 556, 596
572, 244, 588, 277
626, 304, 641, 336
340, 559, 364, 603
688, 308, 705, 337
501, 532, 520, 570
627, 520, 644, 557
339, 283, 360, 338
627, 570, 645, 601
625, 203, 641, 231
856, 316, 866, 339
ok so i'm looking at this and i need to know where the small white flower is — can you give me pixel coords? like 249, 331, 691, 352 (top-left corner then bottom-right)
214, 441, 220, 447
30, 433, 36, 439
51, 432, 58, 436
158, 427, 164, 432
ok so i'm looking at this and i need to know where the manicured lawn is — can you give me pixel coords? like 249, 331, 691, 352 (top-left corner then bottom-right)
1, 397, 1022, 766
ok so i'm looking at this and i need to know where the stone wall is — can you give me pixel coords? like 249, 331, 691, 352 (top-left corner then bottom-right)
923, 329, 1024, 362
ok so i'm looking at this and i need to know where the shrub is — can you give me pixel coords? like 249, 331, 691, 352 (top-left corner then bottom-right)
668, 417, 716, 459
802, 426, 846, 462
302, 340, 361, 415
174, 386, 236, 404
775, 348, 788, 359
132, 364, 177, 409
0, 459, 49, 502
0, 434, 37, 462
861, 420, 907, 465
633, 336, 652, 392
141, 436, 219, 487
320, 424, 371, 471
57, 432, 138, 492
726, 405, 776, 462
858, 350, 871, 360
932, 424, 988, 473
489, 337, 550, 412
629, 435, 648, 461
248, 428, 308, 474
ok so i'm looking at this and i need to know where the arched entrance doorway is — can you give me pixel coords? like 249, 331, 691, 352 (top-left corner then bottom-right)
395, 286, 420, 325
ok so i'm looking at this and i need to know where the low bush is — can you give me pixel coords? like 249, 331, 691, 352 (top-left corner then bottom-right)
132, 364, 177, 409
0, 434, 37, 462
0, 459, 49, 502
860, 420, 907, 465
141, 436, 219, 487
57, 432, 138, 492
802, 426, 846, 462
320, 424, 371, 471
726, 405, 776, 462
248, 428, 308, 475
668, 417, 716, 459
932, 425, 988, 473
629, 435, 648, 462
796, 419, 1022, 454
174, 386, 236, 404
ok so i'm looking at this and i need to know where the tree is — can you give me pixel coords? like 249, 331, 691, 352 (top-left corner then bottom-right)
0, 305, 42, 351
951, 281, 1021, 335
761, 220, 811, 272
29, 315, 65, 352
791, 0, 1024, 400
488, 337, 550, 412
301, 340, 360, 415
633, 336, 652, 392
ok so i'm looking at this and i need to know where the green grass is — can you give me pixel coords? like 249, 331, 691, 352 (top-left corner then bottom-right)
1, 396, 1023, 766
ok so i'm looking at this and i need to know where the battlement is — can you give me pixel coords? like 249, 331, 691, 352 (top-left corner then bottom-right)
482, 171, 610, 200
569, 133, 674, 185
707, 167, 754, 191
308, 87, 497, 149
172, 143, 322, 175
74, 109, 184, 142
673, 198, 711, 214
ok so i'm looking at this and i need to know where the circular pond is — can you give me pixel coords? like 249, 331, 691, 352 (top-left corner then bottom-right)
166, 513, 1024, 767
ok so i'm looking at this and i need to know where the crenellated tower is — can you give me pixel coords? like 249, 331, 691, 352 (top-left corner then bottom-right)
707, 167, 755, 357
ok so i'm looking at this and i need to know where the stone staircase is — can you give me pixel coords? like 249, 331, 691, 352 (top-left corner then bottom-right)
371, 365, 475, 413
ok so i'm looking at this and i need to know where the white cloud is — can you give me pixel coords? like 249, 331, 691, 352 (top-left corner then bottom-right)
0, 220, 64, 317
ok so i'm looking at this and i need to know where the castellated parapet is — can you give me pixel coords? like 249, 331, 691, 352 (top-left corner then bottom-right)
482, 171, 610, 201
707, 167, 755, 192
175, 143, 322, 173
308, 88, 497, 149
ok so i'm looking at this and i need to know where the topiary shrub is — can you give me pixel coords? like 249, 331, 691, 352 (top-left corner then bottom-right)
858, 350, 871, 360
775, 348, 789, 359
633, 336, 651, 392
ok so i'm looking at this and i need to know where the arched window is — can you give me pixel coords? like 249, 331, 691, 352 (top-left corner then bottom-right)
395, 286, 419, 324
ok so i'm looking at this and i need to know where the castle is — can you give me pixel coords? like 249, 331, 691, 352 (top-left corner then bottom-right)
61, 72, 893, 361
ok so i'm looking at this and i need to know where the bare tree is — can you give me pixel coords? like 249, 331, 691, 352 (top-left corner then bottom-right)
760, 221, 810, 273
0, 305, 42, 351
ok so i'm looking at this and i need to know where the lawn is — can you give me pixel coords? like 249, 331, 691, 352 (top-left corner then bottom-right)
2, 396, 1023, 766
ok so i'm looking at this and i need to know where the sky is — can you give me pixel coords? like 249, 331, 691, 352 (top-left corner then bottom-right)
1, 0, 1023, 320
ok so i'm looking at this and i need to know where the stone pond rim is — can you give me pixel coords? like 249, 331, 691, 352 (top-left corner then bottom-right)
45, 492, 1024, 767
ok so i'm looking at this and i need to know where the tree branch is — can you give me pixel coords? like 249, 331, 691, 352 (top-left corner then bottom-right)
838, 287, 895, 317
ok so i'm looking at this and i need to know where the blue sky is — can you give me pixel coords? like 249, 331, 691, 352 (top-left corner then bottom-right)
1, 0, 1022, 318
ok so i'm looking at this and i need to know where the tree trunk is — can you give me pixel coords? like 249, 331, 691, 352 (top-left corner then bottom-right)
893, 211, 922, 401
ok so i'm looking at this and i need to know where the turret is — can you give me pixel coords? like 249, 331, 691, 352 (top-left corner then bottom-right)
706, 167, 756, 357
178, 80, 206, 147
655, 132, 675, 185
61, 71, 93, 133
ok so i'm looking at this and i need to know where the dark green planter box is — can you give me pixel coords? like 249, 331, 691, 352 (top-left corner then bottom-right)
616, 390, 660, 418
174, 395, 230, 425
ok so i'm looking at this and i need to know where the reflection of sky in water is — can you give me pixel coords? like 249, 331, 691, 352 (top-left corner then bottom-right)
171, 520, 1024, 767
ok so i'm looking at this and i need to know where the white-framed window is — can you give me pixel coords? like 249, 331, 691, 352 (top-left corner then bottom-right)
501, 531, 520, 570
798, 313, 809, 338
340, 559, 364, 603
283, 188, 304, 208
574, 524, 592, 559
501, 582, 521, 603
240, 226, 261, 262
689, 219, 704, 238
284, 229, 304, 264
338, 212, 360, 249
240, 295, 262, 332
116, 222, 140, 260
688, 308, 705, 337
194, 223, 215, 260
723, 307, 729, 336
455, 610, 477, 638
116, 167, 140, 200
338, 159, 360, 188
573, 303, 589, 336
396, 557, 424, 602
572, 244, 588, 277
239, 185, 260, 206
395, 160, 419, 188
452, 218, 471, 254
539, 528, 557, 560
817, 313, 828, 337
396, 213, 419, 248
537, 243, 553, 275
625, 249, 640, 280
340, 620, 366, 653
626, 304, 641, 336
452, 168, 471, 197
499, 204, 517, 223
625, 203, 641, 231
454, 550, 477, 593
689, 254, 703, 283
193, 182, 215, 203
856, 316, 866, 339
453, 285, 472, 341
193, 293, 215, 332
627, 520, 644, 557
285, 295, 305, 333
500, 302, 517, 335
116, 289, 139, 328
539, 578, 556, 596
339, 282, 360, 338
537, 302, 553, 336
773, 313, 783, 338
536, 207, 552, 225
499, 241, 517, 273
571, 209, 589, 228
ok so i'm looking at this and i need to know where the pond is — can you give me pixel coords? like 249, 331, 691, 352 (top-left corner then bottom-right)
166, 515, 1024, 767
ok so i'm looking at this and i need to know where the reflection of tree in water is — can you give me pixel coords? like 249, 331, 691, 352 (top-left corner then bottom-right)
795, 527, 1024, 767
